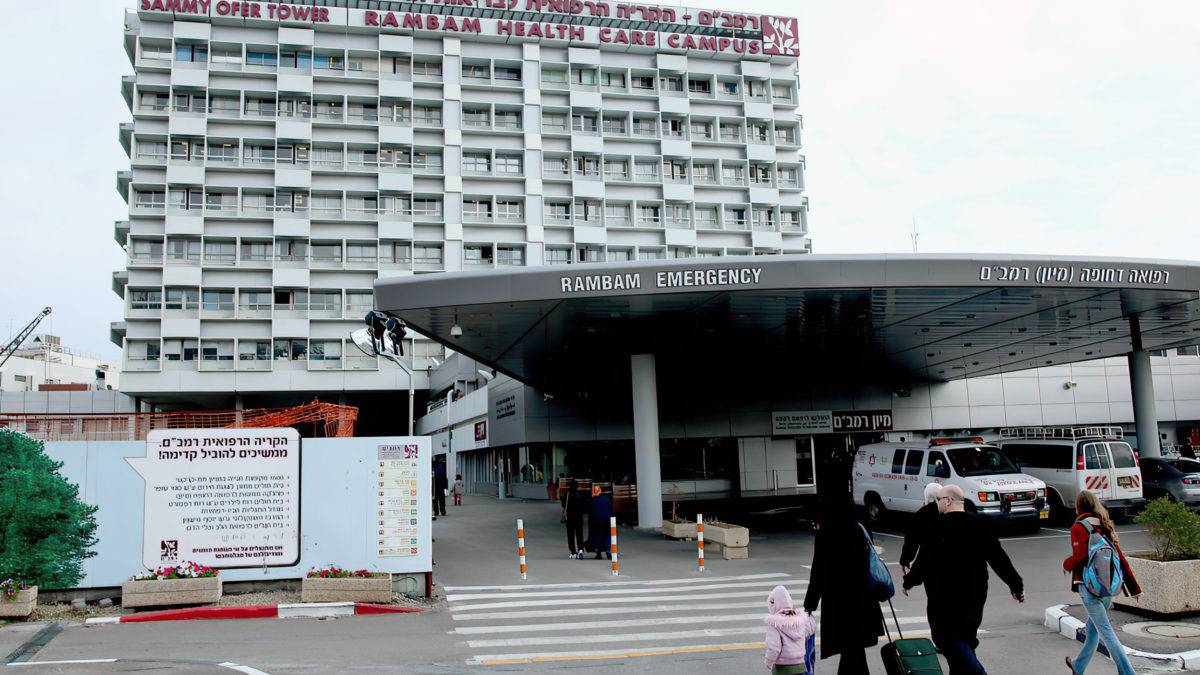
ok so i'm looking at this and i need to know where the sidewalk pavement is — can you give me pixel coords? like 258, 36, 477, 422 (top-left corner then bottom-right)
1046, 602, 1200, 671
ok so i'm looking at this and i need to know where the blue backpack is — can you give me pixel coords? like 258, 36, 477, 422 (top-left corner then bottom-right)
1081, 519, 1123, 598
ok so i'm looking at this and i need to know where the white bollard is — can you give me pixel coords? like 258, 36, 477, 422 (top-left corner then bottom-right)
697, 513, 705, 573
517, 518, 526, 580
610, 516, 619, 576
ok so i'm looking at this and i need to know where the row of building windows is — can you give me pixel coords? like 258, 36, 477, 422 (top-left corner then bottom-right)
125, 336, 442, 365
127, 187, 805, 230
128, 238, 442, 267
139, 41, 798, 102
123, 237, 805, 277
134, 138, 802, 183
135, 91, 802, 144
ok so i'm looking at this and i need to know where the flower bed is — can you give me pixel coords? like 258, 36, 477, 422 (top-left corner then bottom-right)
662, 519, 697, 539
302, 567, 391, 603
704, 521, 750, 547
122, 562, 222, 609
0, 579, 36, 619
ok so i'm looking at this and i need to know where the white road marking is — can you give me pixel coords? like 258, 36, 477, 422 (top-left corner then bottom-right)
450, 587, 807, 611
447, 579, 802, 602
453, 612, 767, 634
7, 660, 118, 667
443, 572, 790, 592
466, 626, 766, 648
453, 601, 767, 620
219, 663, 273, 675
454, 612, 931, 636
470, 641, 769, 663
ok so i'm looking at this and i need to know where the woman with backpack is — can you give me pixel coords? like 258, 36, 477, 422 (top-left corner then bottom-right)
1062, 490, 1141, 674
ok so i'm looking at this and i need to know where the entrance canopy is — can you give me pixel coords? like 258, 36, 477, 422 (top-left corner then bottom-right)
375, 254, 1200, 396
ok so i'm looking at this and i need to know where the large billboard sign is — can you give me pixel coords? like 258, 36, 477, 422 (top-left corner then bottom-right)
127, 428, 301, 570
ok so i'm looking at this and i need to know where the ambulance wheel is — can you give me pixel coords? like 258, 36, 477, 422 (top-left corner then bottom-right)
865, 494, 886, 528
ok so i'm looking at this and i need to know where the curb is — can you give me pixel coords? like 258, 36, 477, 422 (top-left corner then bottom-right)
1044, 604, 1200, 671
84, 602, 423, 625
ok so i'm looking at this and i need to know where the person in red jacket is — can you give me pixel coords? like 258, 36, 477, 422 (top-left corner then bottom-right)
1062, 490, 1141, 674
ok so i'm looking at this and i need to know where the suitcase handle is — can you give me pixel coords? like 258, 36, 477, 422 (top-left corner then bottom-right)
882, 597, 904, 643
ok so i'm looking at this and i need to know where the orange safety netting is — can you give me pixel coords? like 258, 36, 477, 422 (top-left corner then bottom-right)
0, 399, 357, 442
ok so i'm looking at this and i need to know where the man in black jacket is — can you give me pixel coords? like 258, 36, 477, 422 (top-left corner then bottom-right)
433, 468, 448, 517
903, 485, 1024, 675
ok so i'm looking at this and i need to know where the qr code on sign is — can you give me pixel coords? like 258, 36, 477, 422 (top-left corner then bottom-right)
160, 539, 179, 562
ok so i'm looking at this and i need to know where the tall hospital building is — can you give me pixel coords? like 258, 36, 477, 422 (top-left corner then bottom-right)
113, 0, 807, 418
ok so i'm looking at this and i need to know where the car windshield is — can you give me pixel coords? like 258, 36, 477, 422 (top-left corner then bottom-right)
946, 446, 1021, 477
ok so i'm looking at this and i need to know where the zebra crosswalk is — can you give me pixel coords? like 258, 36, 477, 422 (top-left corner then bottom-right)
444, 572, 938, 665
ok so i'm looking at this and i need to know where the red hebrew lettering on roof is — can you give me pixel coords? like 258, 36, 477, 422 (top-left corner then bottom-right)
761, 16, 799, 56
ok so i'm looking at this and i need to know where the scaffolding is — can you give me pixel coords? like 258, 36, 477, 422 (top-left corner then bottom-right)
0, 399, 357, 442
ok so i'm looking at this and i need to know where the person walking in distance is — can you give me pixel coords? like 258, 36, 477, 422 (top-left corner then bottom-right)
1063, 490, 1141, 674
432, 468, 448, 517
900, 482, 944, 575
903, 484, 1025, 675
452, 474, 465, 507
803, 498, 883, 675
585, 485, 615, 560
562, 479, 586, 558
764, 585, 817, 675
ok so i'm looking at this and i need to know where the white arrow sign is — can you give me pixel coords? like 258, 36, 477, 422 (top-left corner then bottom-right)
127, 428, 301, 571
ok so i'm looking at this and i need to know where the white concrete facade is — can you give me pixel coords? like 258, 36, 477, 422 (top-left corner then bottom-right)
112, 1, 806, 402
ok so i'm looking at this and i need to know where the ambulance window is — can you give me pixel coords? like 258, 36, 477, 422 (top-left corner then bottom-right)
904, 450, 924, 475
891, 449, 906, 473
1109, 442, 1137, 469
1083, 443, 1110, 470
927, 451, 949, 478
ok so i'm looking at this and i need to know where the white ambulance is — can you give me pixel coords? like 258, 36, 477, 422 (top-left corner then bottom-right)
996, 426, 1145, 521
852, 437, 1049, 528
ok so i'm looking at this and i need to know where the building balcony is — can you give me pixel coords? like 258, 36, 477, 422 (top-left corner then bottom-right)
344, 354, 379, 371
127, 305, 162, 319
309, 256, 344, 270
200, 306, 235, 319
238, 305, 272, 319
237, 358, 272, 371
124, 356, 161, 372
198, 359, 236, 372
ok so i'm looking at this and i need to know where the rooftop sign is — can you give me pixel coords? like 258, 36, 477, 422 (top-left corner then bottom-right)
139, 0, 800, 57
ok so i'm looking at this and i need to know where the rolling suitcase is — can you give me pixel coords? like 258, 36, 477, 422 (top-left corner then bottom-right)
880, 599, 943, 675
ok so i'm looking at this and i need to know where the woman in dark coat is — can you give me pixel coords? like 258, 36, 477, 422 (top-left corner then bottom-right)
585, 485, 615, 560
562, 479, 586, 558
803, 500, 884, 675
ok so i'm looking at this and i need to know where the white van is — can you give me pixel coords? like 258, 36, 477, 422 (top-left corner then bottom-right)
852, 438, 1049, 528
996, 427, 1145, 521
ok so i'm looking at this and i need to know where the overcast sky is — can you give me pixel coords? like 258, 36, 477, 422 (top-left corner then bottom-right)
1, 1, 1197, 357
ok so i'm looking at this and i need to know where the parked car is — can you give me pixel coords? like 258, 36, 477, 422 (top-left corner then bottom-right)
1138, 457, 1200, 511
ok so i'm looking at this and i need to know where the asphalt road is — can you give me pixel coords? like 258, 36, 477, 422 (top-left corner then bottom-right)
1, 498, 1159, 674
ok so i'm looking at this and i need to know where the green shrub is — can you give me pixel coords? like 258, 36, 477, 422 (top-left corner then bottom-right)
0, 429, 98, 588
1135, 496, 1200, 561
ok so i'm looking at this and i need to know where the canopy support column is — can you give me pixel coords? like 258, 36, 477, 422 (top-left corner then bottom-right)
1129, 315, 1161, 458
631, 354, 663, 529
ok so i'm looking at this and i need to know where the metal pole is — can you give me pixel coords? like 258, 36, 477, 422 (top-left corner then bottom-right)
408, 388, 414, 436
697, 513, 705, 573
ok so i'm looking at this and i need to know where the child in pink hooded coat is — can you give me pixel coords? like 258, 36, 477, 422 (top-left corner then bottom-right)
765, 585, 817, 674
